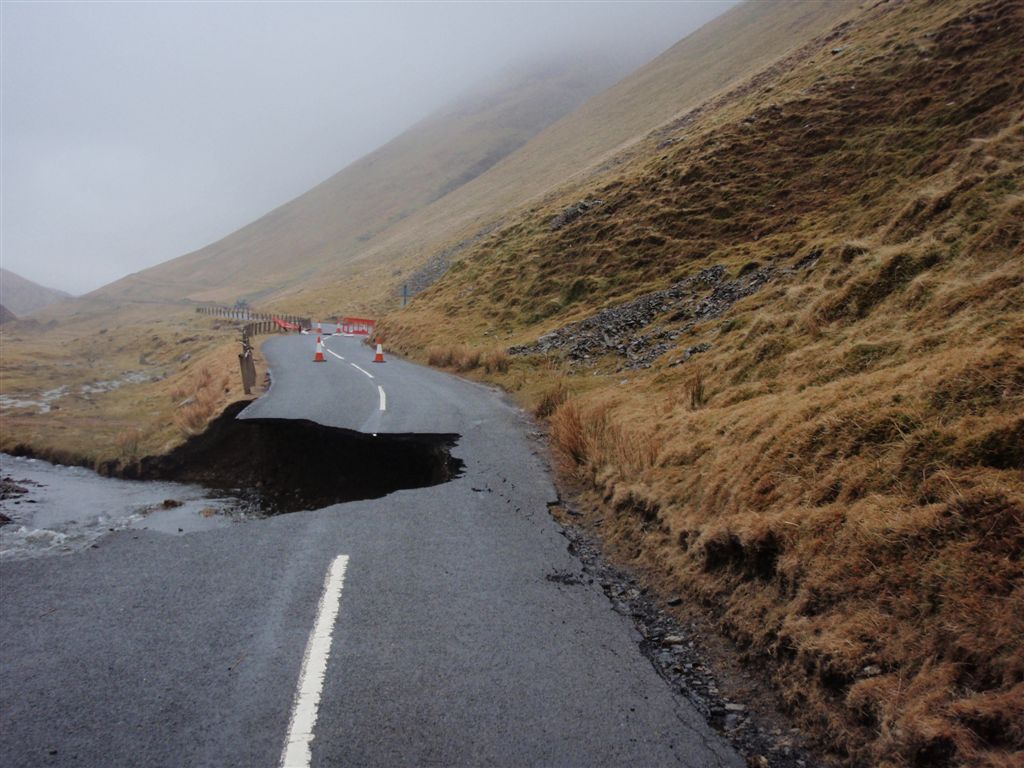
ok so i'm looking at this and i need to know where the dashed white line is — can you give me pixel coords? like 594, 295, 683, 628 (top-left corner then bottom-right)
350, 363, 374, 379
280, 554, 349, 768
378, 385, 386, 411
326, 349, 345, 361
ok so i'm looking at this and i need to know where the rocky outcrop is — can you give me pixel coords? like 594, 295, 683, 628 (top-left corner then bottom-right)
404, 224, 501, 298
512, 258, 815, 368
550, 199, 603, 231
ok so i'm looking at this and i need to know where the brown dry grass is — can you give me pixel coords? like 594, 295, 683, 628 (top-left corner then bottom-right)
534, 377, 570, 419
0, 0, 1019, 763
171, 365, 232, 436
1, 303, 261, 469
546, 338, 1023, 766
424, 343, 510, 375
378, 1, 1024, 764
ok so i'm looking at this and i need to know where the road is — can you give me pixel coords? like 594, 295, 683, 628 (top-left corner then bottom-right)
0, 333, 742, 768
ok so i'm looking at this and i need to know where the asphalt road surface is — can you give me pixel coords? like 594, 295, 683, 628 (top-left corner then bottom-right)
0, 333, 742, 767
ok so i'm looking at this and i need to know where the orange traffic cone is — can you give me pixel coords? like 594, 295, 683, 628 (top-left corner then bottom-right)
317, 322, 322, 335
373, 339, 385, 363
313, 335, 326, 362
336, 322, 342, 335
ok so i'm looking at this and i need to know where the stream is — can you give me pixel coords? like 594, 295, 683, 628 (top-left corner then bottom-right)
0, 453, 250, 561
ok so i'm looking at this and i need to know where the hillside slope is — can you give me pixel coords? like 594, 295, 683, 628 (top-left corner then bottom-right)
382, 0, 1024, 765
1, 0, 862, 469
81, 2, 859, 318
89, 57, 630, 306
0, 268, 71, 316
280, 0, 861, 316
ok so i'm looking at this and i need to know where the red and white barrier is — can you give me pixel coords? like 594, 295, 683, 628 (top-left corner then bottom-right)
339, 316, 376, 336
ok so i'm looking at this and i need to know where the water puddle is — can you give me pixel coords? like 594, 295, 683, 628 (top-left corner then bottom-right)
2, 402, 464, 561
0, 454, 250, 562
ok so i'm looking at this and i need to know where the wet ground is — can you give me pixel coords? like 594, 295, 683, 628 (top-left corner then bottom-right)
0, 371, 155, 414
134, 401, 464, 513
0, 453, 250, 561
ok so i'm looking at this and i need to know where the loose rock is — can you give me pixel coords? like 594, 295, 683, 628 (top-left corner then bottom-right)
510, 261, 814, 369
550, 199, 604, 231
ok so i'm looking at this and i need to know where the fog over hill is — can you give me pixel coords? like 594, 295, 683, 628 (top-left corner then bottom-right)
90, 54, 635, 306
0, 268, 71, 316
86, 0, 852, 313
1, 1, 736, 295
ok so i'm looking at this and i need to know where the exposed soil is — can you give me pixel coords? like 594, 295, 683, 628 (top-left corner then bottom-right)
137, 401, 464, 513
10, 401, 464, 514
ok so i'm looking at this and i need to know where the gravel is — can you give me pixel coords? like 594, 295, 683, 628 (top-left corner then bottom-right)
553, 509, 824, 768
511, 258, 817, 368
550, 199, 604, 231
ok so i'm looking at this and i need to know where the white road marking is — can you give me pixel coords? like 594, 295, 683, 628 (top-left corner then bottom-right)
378, 385, 386, 411
350, 363, 374, 380
326, 349, 345, 361
280, 555, 349, 768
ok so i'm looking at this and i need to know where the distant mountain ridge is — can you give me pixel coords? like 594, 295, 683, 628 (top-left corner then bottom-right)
0, 268, 71, 316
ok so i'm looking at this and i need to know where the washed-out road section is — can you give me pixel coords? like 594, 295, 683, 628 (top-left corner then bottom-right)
0, 333, 741, 767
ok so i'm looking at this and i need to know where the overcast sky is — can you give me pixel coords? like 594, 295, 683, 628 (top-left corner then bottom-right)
2, 1, 734, 295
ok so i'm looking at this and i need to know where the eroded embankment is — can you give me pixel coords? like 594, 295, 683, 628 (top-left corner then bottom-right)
10, 401, 464, 513
142, 401, 464, 512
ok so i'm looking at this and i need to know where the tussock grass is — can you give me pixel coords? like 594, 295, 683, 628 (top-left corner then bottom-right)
1, 304, 260, 468
172, 366, 231, 436
552, 396, 660, 479
482, 348, 510, 374
425, 343, 510, 375
687, 367, 707, 410
426, 346, 454, 368
379, 1, 1024, 764
534, 378, 569, 419
114, 427, 143, 461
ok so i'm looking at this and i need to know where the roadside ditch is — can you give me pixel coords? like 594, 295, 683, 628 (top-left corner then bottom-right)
548, 497, 830, 768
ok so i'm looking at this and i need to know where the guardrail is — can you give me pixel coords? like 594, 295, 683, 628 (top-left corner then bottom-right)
195, 305, 375, 393
195, 305, 311, 336
196, 305, 311, 394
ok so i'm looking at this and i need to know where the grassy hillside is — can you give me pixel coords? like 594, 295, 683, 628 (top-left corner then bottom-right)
381, 0, 1024, 765
279, 0, 861, 318
89, 57, 629, 307
0, 300, 257, 465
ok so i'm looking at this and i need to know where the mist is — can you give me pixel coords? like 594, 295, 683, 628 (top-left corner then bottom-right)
1, 1, 736, 295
